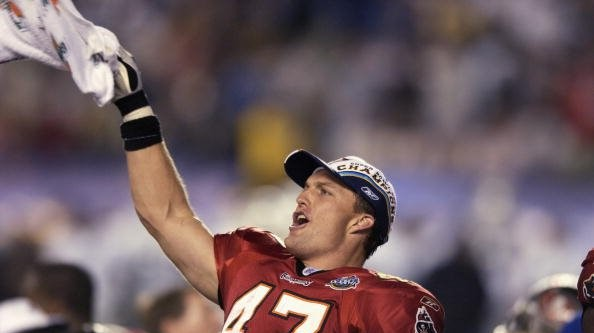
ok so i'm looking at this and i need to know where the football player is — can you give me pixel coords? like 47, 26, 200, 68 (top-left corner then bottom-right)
108, 48, 445, 333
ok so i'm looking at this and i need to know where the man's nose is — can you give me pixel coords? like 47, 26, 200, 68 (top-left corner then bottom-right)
296, 188, 310, 206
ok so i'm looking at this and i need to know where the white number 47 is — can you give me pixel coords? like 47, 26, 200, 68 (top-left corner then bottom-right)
223, 283, 331, 333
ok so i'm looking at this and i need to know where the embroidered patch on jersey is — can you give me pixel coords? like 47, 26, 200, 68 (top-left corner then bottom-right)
420, 296, 441, 312
415, 306, 437, 333
584, 274, 594, 302
280, 272, 313, 287
326, 275, 360, 290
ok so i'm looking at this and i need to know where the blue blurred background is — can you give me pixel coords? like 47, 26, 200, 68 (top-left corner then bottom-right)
0, 1, 593, 332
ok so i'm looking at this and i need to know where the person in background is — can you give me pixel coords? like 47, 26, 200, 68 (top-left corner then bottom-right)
492, 273, 581, 333
559, 313, 582, 333
140, 287, 221, 333
0, 239, 40, 303
21, 262, 139, 333
422, 240, 486, 333
578, 249, 594, 333
22, 263, 94, 333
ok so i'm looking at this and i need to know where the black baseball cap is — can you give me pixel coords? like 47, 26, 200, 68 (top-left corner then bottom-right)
284, 149, 397, 245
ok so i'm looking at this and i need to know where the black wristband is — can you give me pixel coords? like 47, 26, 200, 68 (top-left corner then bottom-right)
120, 116, 163, 151
114, 90, 150, 117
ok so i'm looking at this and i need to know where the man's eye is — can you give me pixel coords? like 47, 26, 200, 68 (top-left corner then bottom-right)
320, 188, 330, 195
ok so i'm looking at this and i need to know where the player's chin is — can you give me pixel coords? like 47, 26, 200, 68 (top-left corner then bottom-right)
284, 230, 303, 246
287, 226, 305, 241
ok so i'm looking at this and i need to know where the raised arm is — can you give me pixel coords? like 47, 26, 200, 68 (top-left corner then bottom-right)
112, 49, 219, 302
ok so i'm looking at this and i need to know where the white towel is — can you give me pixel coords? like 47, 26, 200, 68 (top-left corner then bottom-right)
0, 0, 121, 106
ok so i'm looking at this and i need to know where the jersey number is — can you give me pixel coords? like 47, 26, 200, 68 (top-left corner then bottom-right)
223, 283, 331, 333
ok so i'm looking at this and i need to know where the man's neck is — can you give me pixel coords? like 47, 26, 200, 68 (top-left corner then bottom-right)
299, 250, 365, 273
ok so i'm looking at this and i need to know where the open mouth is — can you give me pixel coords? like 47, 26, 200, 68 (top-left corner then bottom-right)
291, 211, 310, 228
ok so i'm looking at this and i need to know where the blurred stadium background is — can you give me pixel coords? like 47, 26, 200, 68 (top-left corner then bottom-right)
0, 1, 593, 332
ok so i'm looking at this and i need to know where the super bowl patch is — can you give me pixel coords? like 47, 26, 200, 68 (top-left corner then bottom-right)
415, 306, 437, 333
326, 275, 360, 290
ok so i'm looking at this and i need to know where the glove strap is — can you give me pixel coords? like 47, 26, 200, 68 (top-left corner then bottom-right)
114, 90, 150, 117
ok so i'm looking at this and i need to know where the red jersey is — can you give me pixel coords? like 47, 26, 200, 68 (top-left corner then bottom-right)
579, 248, 594, 306
214, 227, 445, 333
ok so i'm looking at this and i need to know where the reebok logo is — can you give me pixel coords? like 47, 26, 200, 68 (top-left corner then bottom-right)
361, 186, 379, 200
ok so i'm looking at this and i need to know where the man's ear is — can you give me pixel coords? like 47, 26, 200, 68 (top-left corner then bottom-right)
350, 214, 375, 234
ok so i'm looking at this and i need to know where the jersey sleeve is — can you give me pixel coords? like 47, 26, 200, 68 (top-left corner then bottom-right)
578, 248, 594, 307
351, 278, 445, 333
213, 227, 287, 305
213, 227, 284, 266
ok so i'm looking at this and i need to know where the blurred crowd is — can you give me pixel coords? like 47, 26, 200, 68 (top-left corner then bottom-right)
1, 1, 593, 333
1, 0, 593, 166
0, 260, 222, 333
